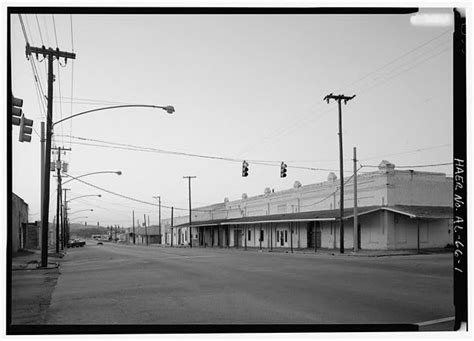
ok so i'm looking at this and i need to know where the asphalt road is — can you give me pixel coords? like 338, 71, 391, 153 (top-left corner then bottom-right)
44, 243, 454, 326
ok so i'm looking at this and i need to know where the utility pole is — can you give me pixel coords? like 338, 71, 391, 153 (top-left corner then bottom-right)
52, 146, 70, 252
26, 44, 76, 268
55, 147, 61, 254
63, 188, 70, 248
40, 122, 45, 223
144, 214, 148, 246
171, 206, 174, 247
132, 210, 135, 244
183, 176, 196, 247
353, 147, 359, 252
153, 196, 161, 244
324, 93, 356, 254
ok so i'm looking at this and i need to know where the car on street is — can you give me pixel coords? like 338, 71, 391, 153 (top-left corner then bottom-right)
67, 239, 86, 248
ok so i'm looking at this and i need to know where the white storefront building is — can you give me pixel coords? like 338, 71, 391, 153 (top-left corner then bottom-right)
163, 161, 453, 251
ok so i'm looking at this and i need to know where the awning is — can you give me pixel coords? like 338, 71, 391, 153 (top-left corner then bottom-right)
174, 205, 453, 228
383, 205, 452, 219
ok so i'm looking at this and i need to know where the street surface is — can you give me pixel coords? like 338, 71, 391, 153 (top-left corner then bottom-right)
44, 243, 453, 325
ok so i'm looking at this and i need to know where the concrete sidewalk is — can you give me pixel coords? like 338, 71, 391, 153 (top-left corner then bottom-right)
149, 243, 452, 257
10, 249, 65, 326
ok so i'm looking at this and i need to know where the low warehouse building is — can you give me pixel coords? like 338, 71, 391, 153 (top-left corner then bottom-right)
169, 161, 453, 251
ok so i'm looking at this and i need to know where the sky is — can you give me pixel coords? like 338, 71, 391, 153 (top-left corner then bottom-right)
9, 7, 454, 227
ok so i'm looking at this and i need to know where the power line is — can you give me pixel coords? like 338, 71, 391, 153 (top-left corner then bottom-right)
342, 29, 451, 94
51, 14, 59, 48
56, 59, 64, 146
66, 175, 192, 212
357, 45, 451, 96
69, 14, 75, 150
299, 166, 363, 208
55, 96, 140, 106
360, 144, 452, 161
19, 15, 47, 120
59, 135, 351, 173
361, 162, 452, 169
70, 14, 74, 51
17, 14, 29, 44
35, 14, 44, 45
234, 30, 452, 156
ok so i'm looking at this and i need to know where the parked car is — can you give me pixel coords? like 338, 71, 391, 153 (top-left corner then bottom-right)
67, 239, 86, 248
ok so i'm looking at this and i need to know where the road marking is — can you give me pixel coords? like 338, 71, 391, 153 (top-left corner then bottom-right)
417, 316, 455, 326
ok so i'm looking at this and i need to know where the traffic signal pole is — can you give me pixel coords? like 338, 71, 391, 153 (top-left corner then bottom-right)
25, 44, 76, 268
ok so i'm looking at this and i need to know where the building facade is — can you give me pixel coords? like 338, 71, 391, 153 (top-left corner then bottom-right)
165, 161, 453, 251
11, 193, 29, 253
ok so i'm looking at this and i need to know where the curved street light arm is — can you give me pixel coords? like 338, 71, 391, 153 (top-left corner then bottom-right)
62, 171, 122, 185
69, 209, 94, 215
52, 104, 175, 127
67, 194, 102, 203
69, 216, 89, 221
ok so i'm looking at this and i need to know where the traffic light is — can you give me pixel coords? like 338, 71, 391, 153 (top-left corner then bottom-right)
11, 94, 23, 126
280, 162, 287, 178
19, 114, 33, 142
242, 160, 249, 177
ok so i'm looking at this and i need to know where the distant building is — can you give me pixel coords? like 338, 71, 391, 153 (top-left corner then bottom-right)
168, 161, 453, 251
134, 225, 161, 245
11, 193, 29, 253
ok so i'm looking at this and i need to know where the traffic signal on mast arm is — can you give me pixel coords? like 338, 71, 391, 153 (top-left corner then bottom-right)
19, 114, 33, 142
11, 94, 23, 126
280, 162, 287, 178
242, 160, 249, 177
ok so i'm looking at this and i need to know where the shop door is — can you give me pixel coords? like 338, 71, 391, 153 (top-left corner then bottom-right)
307, 223, 314, 248
234, 229, 242, 248
315, 222, 322, 248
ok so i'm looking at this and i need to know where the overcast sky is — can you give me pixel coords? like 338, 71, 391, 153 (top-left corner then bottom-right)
10, 8, 454, 227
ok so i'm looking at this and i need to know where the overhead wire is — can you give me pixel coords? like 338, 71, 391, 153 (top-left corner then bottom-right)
234, 29, 452, 157
342, 29, 451, 94
58, 134, 352, 173
361, 162, 453, 169
69, 14, 75, 151
34, 14, 48, 76
359, 144, 452, 161
299, 166, 364, 208
18, 14, 47, 121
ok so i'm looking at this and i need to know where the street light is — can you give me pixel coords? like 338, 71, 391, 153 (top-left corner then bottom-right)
40, 103, 175, 267
67, 194, 102, 203
69, 216, 89, 221
62, 171, 122, 185
69, 209, 94, 215
52, 104, 175, 127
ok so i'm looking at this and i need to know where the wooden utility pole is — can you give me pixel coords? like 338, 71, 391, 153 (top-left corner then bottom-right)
171, 206, 174, 247
153, 196, 162, 244
324, 93, 356, 254
26, 44, 76, 267
353, 147, 359, 252
144, 214, 148, 245
55, 147, 61, 253
183, 176, 196, 247
132, 210, 136, 244
52, 146, 70, 252
63, 188, 71, 248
